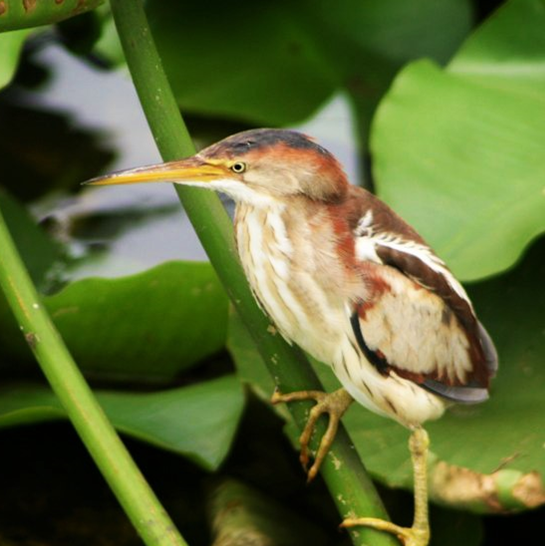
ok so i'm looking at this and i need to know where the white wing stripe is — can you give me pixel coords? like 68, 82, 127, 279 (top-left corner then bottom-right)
355, 230, 472, 309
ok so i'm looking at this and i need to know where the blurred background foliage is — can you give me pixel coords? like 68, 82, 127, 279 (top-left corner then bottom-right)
0, 0, 544, 544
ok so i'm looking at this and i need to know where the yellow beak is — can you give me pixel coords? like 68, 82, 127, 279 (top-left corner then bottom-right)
85, 157, 229, 186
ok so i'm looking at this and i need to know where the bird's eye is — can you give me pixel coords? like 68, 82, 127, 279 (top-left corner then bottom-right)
230, 162, 246, 174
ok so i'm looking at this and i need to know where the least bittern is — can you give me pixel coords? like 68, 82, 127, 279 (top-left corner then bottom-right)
87, 129, 497, 546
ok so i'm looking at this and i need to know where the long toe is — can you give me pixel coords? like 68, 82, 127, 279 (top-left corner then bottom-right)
341, 518, 430, 546
270, 388, 353, 480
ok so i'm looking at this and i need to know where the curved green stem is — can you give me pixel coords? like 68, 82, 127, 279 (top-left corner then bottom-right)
0, 216, 187, 546
0, 0, 104, 31
110, 2, 396, 545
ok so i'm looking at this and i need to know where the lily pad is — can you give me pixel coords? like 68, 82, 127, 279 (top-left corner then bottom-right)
0, 260, 228, 382
371, 0, 545, 280
304, 0, 472, 130
146, 2, 335, 126
0, 186, 227, 383
137, 0, 472, 127
0, 375, 245, 470
229, 236, 545, 513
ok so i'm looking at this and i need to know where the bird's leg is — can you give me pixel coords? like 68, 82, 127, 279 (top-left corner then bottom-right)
341, 427, 430, 546
271, 388, 353, 481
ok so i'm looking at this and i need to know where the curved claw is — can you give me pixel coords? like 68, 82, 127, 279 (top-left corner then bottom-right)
341, 518, 429, 546
340, 427, 431, 546
271, 388, 353, 481
304, 397, 343, 481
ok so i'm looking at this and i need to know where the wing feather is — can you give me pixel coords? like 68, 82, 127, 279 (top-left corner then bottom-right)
350, 201, 497, 403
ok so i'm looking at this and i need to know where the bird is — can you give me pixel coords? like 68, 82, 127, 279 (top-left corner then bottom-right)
87, 128, 498, 546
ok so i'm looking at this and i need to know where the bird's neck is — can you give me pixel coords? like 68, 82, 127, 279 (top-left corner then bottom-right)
234, 201, 293, 279
234, 198, 361, 290
233, 199, 363, 358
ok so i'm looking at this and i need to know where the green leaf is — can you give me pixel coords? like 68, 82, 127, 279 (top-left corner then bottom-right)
0, 188, 226, 383
0, 260, 228, 382
0, 375, 245, 470
371, 0, 545, 280
0, 188, 61, 288
227, 305, 276, 404
305, 0, 473, 131
449, 0, 545, 95
145, 2, 335, 126
0, 29, 31, 89
130, 0, 473, 127
93, 10, 124, 65
229, 237, 545, 513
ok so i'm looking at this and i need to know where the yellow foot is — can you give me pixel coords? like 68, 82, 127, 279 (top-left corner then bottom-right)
341, 517, 429, 546
341, 427, 431, 546
271, 388, 353, 481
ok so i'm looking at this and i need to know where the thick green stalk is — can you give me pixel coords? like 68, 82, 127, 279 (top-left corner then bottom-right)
0, 213, 187, 546
110, 2, 396, 545
0, 0, 104, 31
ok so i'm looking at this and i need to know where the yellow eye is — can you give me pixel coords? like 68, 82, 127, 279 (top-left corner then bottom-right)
230, 162, 246, 174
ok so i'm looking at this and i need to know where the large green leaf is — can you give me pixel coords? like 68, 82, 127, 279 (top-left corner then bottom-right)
145, 1, 335, 126
229, 237, 545, 513
304, 0, 472, 131
0, 187, 227, 382
136, 0, 472, 127
308, 0, 471, 66
371, 0, 545, 280
0, 375, 244, 470
0, 260, 228, 381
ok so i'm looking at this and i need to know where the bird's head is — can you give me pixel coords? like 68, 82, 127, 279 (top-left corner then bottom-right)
87, 129, 349, 205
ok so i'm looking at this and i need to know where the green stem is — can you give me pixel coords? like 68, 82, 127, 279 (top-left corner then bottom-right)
110, 2, 396, 545
0, 218, 187, 546
0, 0, 104, 32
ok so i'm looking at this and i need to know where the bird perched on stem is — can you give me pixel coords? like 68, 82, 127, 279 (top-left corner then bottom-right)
88, 129, 497, 546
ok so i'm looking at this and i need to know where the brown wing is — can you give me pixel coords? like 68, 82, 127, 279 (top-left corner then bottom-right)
347, 194, 497, 403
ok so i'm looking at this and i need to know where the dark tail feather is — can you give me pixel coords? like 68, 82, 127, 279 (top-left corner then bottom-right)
422, 379, 490, 404
423, 321, 497, 404
478, 321, 498, 377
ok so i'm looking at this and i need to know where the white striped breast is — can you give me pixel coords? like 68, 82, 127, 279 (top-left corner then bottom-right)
236, 204, 301, 336
234, 204, 346, 363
